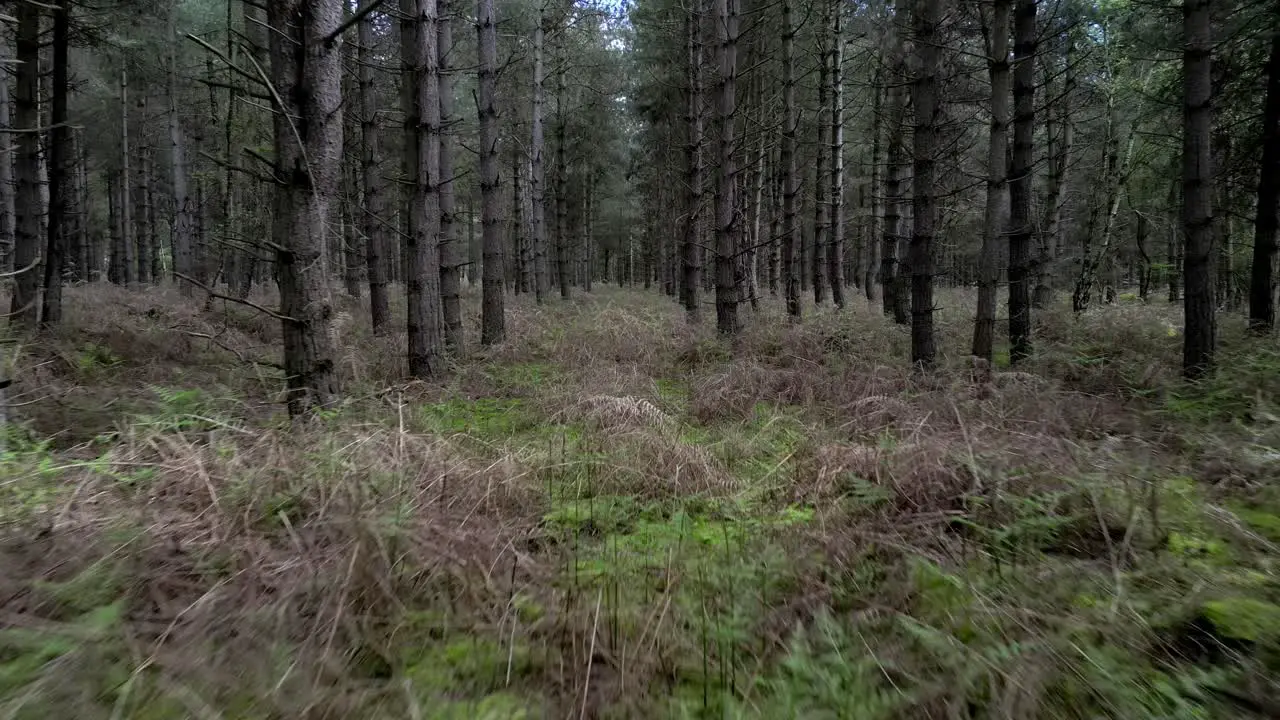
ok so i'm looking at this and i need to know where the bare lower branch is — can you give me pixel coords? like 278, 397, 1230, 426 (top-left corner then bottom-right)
174, 272, 298, 324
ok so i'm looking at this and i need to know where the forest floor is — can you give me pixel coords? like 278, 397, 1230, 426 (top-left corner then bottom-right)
2, 283, 1279, 719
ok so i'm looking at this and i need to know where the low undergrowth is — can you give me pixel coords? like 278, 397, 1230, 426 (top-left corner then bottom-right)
2, 283, 1278, 718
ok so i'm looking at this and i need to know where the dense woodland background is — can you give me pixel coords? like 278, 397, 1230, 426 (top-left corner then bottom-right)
0, 0, 1275, 399
1, 0, 1279, 718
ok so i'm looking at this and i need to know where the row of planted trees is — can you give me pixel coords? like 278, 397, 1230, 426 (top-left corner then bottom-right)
2, 0, 1278, 417
629, 0, 1280, 378
1, 0, 633, 416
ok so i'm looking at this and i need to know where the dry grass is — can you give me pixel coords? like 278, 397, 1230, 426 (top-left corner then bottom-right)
2, 282, 1278, 718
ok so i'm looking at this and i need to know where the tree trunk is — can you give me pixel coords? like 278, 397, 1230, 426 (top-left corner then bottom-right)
910, 0, 941, 369
120, 68, 137, 287
865, 74, 882, 301
1249, 30, 1279, 333
972, 0, 1010, 362
359, 8, 391, 334
269, 0, 345, 415
782, 0, 801, 318
713, 0, 740, 335
1008, 0, 1036, 364
147, 150, 161, 282
108, 176, 122, 284
554, 63, 571, 300
1135, 210, 1152, 301
747, 134, 764, 311
41, 0, 70, 326
478, 0, 505, 345
342, 176, 363, 298
531, 13, 549, 302
881, 57, 908, 324
0, 30, 14, 274
584, 187, 595, 291
407, 0, 445, 377
170, 9, 195, 295
468, 202, 481, 287
438, 0, 463, 351
767, 154, 781, 296
827, 0, 845, 309
400, 0, 421, 308
812, 4, 829, 307
1182, 0, 1216, 378
683, 0, 705, 322
64, 129, 82, 282
79, 133, 95, 280
10, 1, 41, 327
134, 141, 152, 285
1034, 30, 1074, 308
515, 156, 531, 294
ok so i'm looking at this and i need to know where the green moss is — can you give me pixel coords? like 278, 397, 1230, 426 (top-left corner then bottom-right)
1200, 598, 1280, 643
654, 377, 689, 406
404, 637, 535, 696
426, 692, 539, 719
910, 558, 972, 620
486, 362, 562, 393
1167, 531, 1227, 560
543, 494, 643, 536
1234, 507, 1280, 543
417, 397, 536, 438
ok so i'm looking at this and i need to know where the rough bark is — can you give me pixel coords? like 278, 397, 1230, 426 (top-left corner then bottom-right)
531, 13, 548, 302
401, 0, 422, 293
812, 3, 829, 306
683, 0, 704, 322
108, 176, 122, 285
41, 0, 70, 326
583, 187, 595, 291
135, 138, 153, 285
714, 0, 740, 335
865, 74, 882, 300
147, 149, 160, 282
1182, 0, 1216, 378
79, 132, 95, 280
515, 156, 531, 294
827, 0, 845, 309
9, 1, 41, 327
438, 0, 463, 351
1168, 177, 1182, 302
0, 31, 14, 274
120, 68, 136, 286
170, 9, 195, 295
407, 0, 445, 377
358, 9, 390, 334
782, 0, 800, 318
1249, 30, 1280, 333
1008, 0, 1035, 364
1034, 31, 1073, 307
269, 0, 345, 416
477, 0, 505, 345
1135, 210, 1152, 300
881, 55, 908, 324
554, 62, 571, 300
972, 0, 1010, 362
910, 0, 940, 369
